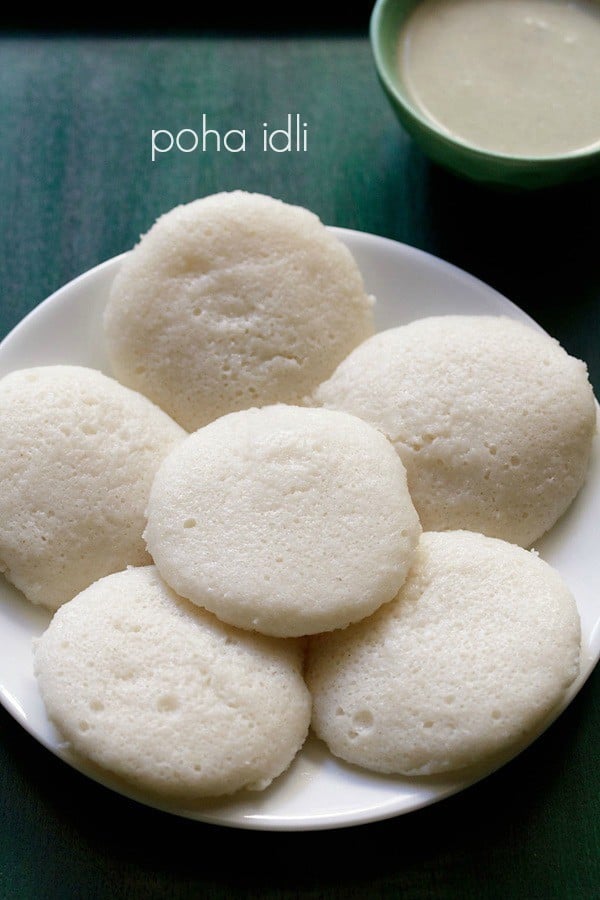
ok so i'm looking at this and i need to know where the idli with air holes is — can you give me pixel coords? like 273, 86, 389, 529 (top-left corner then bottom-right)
104, 191, 375, 431
306, 530, 581, 776
315, 315, 597, 547
144, 404, 421, 637
33, 566, 311, 799
0, 365, 185, 610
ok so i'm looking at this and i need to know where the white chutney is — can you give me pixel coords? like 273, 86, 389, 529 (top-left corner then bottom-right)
397, 0, 600, 157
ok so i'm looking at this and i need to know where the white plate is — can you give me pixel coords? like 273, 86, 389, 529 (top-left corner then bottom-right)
0, 228, 598, 832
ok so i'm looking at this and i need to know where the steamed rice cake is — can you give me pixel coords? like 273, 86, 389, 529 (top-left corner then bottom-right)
306, 530, 581, 776
34, 566, 311, 798
144, 404, 421, 637
0, 365, 185, 609
315, 315, 597, 547
104, 191, 375, 431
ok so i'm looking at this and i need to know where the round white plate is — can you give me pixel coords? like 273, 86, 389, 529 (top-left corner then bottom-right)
0, 228, 598, 831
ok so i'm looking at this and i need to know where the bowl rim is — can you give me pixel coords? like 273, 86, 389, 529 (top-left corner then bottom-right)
369, 0, 600, 167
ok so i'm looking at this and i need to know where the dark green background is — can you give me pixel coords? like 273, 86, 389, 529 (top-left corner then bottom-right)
0, 34, 598, 899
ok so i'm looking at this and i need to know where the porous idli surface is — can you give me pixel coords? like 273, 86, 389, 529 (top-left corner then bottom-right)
33, 566, 311, 799
306, 530, 581, 776
104, 191, 375, 431
0, 366, 185, 610
315, 315, 597, 547
144, 404, 421, 637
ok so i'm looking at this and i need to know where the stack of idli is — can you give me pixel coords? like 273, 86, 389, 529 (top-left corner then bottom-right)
1, 193, 389, 801
1, 190, 595, 803
307, 314, 594, 775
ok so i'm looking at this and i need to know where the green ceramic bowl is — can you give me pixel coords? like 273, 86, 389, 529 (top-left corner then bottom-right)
370, 0, 600, 189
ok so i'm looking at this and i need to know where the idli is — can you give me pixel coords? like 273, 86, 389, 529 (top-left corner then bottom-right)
306, 530, 581, 776
315, 315, 597, 547
0, 365, 185, 610
34, 566, 311, 799
104, 191, 375, 431
144, 404, 421, 637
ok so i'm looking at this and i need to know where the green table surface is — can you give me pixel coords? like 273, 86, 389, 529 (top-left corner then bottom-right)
0, 33, 598, 900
